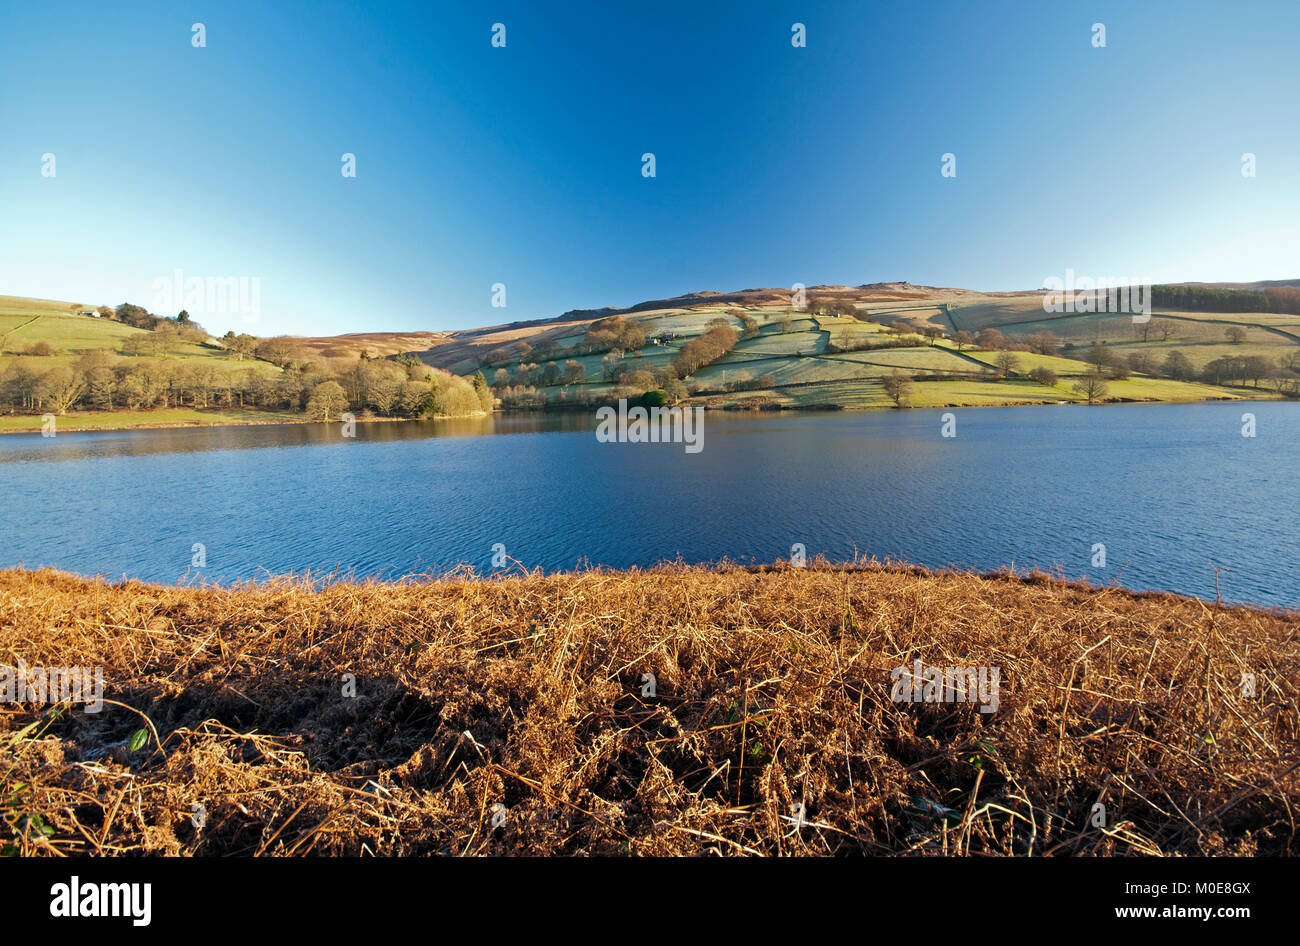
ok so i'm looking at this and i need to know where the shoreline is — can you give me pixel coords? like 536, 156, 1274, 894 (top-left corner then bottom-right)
6, 559, 1292, 615
0, 410, 489, 436
0, 391, 1288, 435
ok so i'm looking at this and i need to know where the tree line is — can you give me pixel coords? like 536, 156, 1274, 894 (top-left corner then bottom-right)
0, 349, 493, 419
0, 302, 493, 420
1151, 285, 1300, 315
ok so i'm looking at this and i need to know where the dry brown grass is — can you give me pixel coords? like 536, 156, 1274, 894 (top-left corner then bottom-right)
1, 562, 1296, 856
294, 331, 449, 361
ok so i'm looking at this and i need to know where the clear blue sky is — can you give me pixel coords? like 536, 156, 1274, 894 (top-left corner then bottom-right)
2, 0, 1297, 337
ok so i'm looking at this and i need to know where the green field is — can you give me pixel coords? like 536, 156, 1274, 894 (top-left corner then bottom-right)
0, 309, 278, 379
457, 296, 1294, 413
963, 350, 1097, 375
906, 379, 1071, 408
829, 346, 985, 372
1102, 337, 1293, 370
0, 313, 141, 352
723, 329, 825, 357
695, 354, 869, 387
705, 378, 891, 411
0, 297, 293, 432
0, 407, 305, 433
1103, 376, 1255, 402
822, 321, 897, 346
637, 308, 742, 335
6, 284, 1292, 426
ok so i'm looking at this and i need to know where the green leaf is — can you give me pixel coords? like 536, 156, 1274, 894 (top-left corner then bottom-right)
8, 719, 41, 746
18, 814, 54, 838
127, 728, 148, 752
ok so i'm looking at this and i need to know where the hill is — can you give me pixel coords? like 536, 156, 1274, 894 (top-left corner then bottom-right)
6, 278, 1298, 430
0, 297, 292, 432
0, 296, 481, 432
409, 282, 1299, 412
0, 300, 240, 364
2, 562, 1295, 856
294, 331, 449, 362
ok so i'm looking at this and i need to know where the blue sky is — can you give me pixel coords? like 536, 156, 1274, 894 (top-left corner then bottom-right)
2, 0, 1297, 336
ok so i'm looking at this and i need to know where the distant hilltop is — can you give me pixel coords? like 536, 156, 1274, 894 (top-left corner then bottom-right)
473, 278, 1300, 338
5, 275, 1299, 428
550, 283, 1006, 328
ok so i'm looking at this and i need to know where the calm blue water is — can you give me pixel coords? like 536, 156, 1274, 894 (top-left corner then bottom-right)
1, 403, 1296, 608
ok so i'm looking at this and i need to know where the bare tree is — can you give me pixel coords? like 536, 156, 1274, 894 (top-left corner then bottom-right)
35, 366, 86, 415
1072, 372, 1110, 404
882, 370, 914, 408
1028, 366, 1058, 387
1027, 331, 1060, 356
1127, 351, 1155, 375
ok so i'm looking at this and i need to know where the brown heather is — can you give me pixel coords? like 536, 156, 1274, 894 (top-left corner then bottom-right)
0, 562, 1296, 856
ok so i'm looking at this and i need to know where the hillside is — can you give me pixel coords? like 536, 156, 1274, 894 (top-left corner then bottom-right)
0, 298, 290, 432
2, 562, 1295, 856
294, 331, 450, 361
0, 296, 485, 432
0, 300, 263, 369
0, 297, 449, 367
5, 279, 1298, 430
411, 282, 1299, 412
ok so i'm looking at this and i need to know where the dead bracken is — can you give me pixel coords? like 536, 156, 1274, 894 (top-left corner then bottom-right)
0, 561, 1296, 856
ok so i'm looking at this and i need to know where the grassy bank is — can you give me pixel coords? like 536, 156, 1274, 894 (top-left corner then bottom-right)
0, 386, 1273, 434
0, 409, 489, 434
2, 563, 1296, 856
0, 407, 307, 433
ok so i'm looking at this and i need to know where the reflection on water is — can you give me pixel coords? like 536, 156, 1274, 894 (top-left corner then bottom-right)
0, 413, 592, 464
1, 403, 1297, 608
